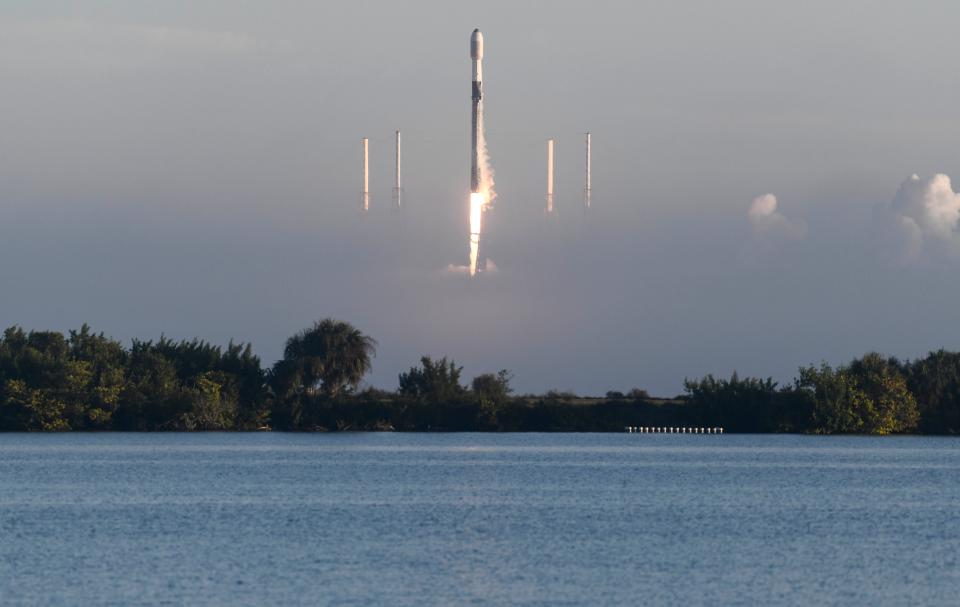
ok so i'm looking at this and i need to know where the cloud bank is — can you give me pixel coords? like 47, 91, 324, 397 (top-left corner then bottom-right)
876, 174, 960, 263
0, 18, 276, 73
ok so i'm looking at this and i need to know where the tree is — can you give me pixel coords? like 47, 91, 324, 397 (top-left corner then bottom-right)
798, 363, 871, 433
276, 319, 377, 397
179, 372, 237, 431
115, 349, 183, 430
471, 370, 513, 430
398, 356, 466, 404
847, 353, 918, 434
220, 342, 268, 429
683, 372, 787, 432
0, 327, 80, 430
472, 370, 513, 403
797, 355, 918, 435
67, 324, 126, 428
2, 380, 69, 431
906, 350, 960, 434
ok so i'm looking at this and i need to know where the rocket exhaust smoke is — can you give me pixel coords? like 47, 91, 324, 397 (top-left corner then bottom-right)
469, 28, 495, 277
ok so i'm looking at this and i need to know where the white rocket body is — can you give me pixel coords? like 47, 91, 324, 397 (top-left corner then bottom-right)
470, 29, 483, 194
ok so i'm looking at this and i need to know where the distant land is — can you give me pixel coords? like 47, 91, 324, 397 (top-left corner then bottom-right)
0, 319, 956, 434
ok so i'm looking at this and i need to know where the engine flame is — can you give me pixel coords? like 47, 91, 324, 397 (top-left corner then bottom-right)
469, 192, 485, 277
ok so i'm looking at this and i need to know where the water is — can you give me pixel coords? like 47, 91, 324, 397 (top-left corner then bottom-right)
0, 434, 958, 606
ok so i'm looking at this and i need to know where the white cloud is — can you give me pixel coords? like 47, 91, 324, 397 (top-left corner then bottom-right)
879, 174, 960, 262
747, 193, 807, 242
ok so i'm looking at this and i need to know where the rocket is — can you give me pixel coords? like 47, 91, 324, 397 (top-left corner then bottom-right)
470, 28, 483, 194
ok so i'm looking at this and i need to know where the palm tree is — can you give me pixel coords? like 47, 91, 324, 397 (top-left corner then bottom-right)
280, 319, 377, 397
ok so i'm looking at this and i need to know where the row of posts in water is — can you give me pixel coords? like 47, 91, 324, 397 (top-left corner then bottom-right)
624, 427, 724, 434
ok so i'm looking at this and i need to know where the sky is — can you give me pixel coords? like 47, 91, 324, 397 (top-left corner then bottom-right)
3, 0, 960, 396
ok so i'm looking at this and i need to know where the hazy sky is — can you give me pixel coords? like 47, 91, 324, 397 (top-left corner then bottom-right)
4, 1, 960, 395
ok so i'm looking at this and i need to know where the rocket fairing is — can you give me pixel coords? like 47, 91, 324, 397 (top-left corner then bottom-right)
470, 28, 483, 194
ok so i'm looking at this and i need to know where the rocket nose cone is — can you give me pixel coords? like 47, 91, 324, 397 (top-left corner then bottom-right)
471, 29, 483, 59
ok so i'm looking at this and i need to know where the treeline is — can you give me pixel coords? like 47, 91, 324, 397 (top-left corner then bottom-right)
1, 320, 959, 433
0, 325, 267, 431
683, 351, 959, 434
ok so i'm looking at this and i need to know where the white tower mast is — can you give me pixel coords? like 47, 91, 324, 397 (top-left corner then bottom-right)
584, 132, 592, 209
393, 130, 402, 210
361, 137, 370, 211
546, 138, 555, 214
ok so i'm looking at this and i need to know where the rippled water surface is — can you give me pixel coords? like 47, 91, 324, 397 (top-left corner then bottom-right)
1, 433, 958, 606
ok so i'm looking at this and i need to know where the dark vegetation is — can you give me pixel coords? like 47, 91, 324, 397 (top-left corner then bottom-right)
1, 320, 958, 434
